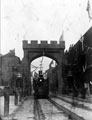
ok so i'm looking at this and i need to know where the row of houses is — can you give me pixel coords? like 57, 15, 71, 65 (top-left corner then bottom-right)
47, 27, 92, 97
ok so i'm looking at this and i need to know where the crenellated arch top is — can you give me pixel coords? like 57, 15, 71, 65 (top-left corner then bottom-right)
23, 40, 65, 49
22, 40, 65, 65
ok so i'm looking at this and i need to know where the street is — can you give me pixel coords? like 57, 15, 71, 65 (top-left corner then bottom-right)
0, 95, 92, 120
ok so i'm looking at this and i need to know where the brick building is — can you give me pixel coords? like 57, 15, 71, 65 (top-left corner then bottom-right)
0, 50, 21, 86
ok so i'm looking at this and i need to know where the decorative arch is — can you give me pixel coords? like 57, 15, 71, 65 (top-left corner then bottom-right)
22, 40, 65, 94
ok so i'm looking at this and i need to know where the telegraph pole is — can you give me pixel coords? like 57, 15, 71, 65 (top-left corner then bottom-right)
0, 40, 2, 85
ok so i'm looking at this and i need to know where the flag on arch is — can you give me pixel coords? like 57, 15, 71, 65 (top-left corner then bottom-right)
86, 0, 92, 21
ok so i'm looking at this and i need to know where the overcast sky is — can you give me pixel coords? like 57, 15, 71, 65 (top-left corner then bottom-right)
1, 0, 92, 72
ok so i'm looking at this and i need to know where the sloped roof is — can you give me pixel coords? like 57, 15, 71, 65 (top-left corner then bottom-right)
1, 50, 19, 59
84, 26, 92, 47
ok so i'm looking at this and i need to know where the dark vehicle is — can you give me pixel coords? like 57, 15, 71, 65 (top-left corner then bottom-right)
33, 71, 49, 98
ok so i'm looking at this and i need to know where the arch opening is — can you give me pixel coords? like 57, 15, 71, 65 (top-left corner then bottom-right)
30, 56, 58, 95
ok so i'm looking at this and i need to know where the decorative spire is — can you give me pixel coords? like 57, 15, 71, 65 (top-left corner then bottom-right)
49, 60, 54, 68
86, 0, 92, 21
59, 30, 64, 41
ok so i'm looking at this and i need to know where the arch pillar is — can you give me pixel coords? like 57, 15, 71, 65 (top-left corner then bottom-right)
22, 50, 30, 81
22, 51, 32, 95
22, 51, 28, 73
57, 59, 63, 94
57, 63, 63, 94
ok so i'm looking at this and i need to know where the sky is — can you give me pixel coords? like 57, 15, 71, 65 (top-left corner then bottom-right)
1, 0, 92, 72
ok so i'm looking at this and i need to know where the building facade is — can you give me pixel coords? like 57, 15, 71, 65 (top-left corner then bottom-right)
0, 50, 21, 86
64, 27, 92, 96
